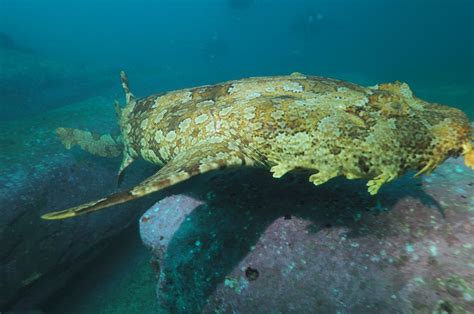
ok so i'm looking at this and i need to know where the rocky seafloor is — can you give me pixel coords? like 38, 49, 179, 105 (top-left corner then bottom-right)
0, 96, 161, 310
43, 156, 474, 314
138, 157, 474, 313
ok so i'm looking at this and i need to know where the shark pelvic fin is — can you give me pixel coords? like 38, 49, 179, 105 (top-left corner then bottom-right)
117, 152, 135, 186
41, 142, 254, 220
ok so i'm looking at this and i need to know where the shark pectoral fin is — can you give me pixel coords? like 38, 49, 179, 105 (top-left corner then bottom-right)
41, 143, 254, 220
41, 192, 135, 220
129, 142, 253, 197
367, 172, 397, 195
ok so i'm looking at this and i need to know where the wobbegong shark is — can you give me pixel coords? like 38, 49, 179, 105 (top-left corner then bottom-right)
42, 71, 474, 220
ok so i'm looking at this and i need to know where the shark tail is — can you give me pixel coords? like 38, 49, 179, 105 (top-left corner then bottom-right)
56, 127, 123, 158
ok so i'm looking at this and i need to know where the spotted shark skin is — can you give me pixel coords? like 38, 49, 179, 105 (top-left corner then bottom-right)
42, 72, 474, 220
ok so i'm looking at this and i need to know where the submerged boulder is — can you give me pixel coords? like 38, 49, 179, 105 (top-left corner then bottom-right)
0, 38, 115, 120
140, 157, 474, 313
0, 97, 158, 310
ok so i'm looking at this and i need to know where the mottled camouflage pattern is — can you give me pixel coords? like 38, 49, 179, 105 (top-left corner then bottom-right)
56, 127, 123, 158
42, 72, 474, 220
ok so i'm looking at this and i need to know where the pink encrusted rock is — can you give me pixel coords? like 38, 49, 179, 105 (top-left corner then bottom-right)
139, 159, 474, 313
139, 195, 204, 259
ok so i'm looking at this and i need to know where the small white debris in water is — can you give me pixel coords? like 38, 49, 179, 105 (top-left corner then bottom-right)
288, 262, 296, 271
455, 187, 466, 194
464, 292, 474, 302
206, 191, 216, 201
413, 277, 426, 285
429, 245, 438, 256
370, 255, 381, 263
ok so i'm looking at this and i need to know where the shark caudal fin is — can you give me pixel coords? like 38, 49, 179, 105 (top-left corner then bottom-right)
41, 142, 255, 220
56, 72, 136, 186
56, 127, 123, 158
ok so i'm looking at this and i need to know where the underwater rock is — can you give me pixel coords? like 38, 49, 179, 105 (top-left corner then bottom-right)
0, 32, 16, 50
140, 157, 473, 313
0, 98, 157, 310
0, 32, 28, 52
0, 46, 114, 120
140, 195, 204, 260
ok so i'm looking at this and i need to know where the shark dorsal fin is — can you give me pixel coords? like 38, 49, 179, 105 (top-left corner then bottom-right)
120, 70, 135, 104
